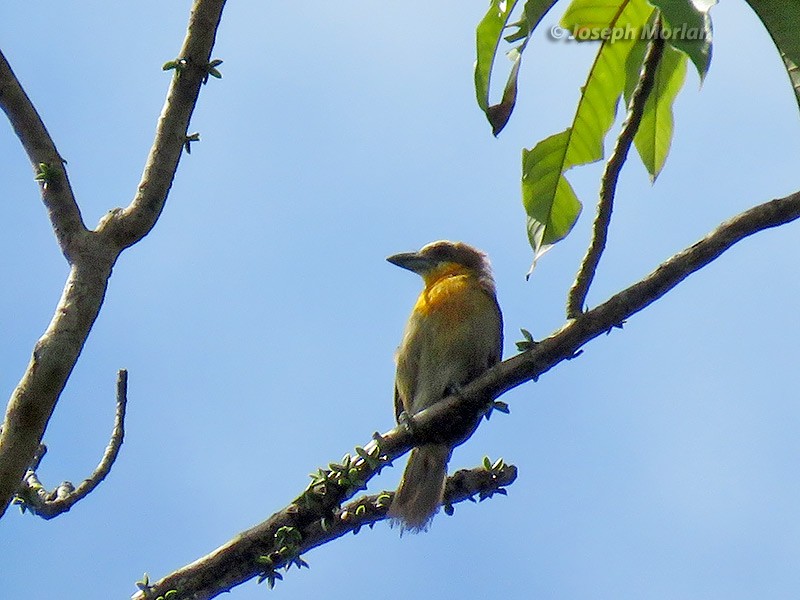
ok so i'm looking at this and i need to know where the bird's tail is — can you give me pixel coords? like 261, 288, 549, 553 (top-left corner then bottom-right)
388, 444, 452, 533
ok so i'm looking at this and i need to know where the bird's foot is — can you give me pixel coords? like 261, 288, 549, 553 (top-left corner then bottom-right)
397, 410, 416, 435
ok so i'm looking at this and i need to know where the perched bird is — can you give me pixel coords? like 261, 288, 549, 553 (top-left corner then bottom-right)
386, 240, 503, 532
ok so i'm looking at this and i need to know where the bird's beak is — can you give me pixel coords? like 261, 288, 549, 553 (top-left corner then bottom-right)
387, 251, 433, 274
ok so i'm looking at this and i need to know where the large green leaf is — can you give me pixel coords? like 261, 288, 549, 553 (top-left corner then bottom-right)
560, 0, 630, 29
649, 0, 713, 81
520, 0, 654, 264
474, 0, 556, 135
744, 1, 800, 114
560, 0, 655, 166
744, 1, 800, 66
629, 45, 688, 181
522, 129, 582, 264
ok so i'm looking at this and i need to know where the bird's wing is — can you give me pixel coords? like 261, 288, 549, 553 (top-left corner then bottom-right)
489, 293, 504, 366
394, 384, 405, 422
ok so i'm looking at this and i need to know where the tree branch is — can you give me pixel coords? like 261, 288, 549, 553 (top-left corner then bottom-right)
0, 49, 87, 260
133, 462, 517, 599
0, 260, 115, 519
13, 369, 128, 519
99, 0, 227, 249
501, 189, 800, 398
0, 0, 227, 519
567, 17, 665, 318
129, 187, 800, 600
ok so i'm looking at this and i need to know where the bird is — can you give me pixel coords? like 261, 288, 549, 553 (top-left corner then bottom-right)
385, 240, 503, 532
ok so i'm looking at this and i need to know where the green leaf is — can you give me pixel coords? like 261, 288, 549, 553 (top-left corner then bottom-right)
564, 1, 654, 165
34, 162, 56, 183
486, 51, 522, 136
561, 0, 650, 33
475, 0, 556, 134
626, 44, 688, 180
136, 574, 150, 591
744, 0, 800, 115
162, 58, 187, 75
475, 0, 519, 114
522, 129, 582, 265
521, 0, 654, 266
515, 328, 536, 351
623, 24, 648, 101
649, 0, 713, 82
745, 1, 800, 66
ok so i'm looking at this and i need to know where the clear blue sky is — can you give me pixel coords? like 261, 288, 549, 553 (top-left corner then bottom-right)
2, 2, 800, 599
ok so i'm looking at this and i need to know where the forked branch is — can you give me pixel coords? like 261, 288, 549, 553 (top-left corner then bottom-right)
0, 0, 227, 519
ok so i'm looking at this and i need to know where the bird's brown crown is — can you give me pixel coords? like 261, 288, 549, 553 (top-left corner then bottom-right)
416, 241, 489, 272
416, 241, 495, 292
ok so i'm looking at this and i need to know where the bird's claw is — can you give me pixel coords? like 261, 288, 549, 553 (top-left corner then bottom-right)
397, 411, 416, 435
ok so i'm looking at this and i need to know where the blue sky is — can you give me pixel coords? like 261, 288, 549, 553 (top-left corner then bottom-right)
2, 1, 800, 599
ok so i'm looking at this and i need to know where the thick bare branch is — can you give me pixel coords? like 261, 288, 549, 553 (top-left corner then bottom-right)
129, 187, 800, 600
0, 0, 227, 519
13, 370, 128, 519
567, 18, 665, 318
0, 49, 87, 259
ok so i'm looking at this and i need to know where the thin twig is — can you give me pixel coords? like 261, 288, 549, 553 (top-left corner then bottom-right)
567, 17, 665, 318
13, 370, 128, 519
0, 50, 87, 259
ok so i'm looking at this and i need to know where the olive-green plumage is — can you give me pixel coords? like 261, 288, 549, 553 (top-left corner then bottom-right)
386, 241, 503, 532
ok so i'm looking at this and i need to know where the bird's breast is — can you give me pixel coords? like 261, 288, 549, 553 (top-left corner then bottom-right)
413, 274, 485, 323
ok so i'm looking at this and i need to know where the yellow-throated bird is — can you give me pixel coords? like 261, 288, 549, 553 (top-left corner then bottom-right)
386, 240, 503, 532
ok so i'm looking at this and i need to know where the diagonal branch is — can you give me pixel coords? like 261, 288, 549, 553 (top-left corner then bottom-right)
501, 189, 800, 397
133, 188, 800, 600
567, 17, 665, 318
0, 49, 87, 260
13, 369, 128, 519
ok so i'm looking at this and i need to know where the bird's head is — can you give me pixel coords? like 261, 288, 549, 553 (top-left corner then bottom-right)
387, 240, 494, 290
